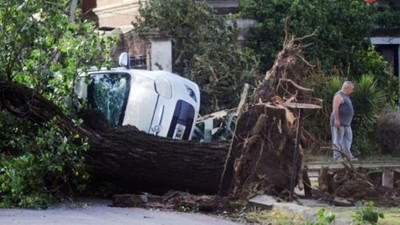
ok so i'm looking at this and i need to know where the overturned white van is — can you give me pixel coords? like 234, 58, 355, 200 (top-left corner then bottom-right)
75, 53, 200, 140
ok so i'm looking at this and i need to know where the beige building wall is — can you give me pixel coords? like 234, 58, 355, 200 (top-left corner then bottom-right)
94, 0, 239, 30
97, 0, 124, 8
94, 0, 149, 29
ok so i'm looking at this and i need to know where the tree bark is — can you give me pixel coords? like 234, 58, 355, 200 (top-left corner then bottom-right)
87, 126, 229, 194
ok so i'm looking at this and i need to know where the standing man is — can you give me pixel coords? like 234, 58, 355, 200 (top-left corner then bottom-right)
330, 81, 357, 161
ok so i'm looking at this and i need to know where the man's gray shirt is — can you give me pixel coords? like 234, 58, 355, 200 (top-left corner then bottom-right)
330, 91, 354, 126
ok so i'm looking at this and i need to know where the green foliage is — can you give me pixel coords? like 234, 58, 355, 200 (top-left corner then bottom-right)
0, 0, 117, 207
352, 201, 384, 225
374, 1, 400, 28
351, 75, 386, 156
134, 0, 261, 113
0, 112, 89, 208
307, 208, 335, 225
301, 73, 334, 148
238, 0, 375, 72
351, 46, 399, 104
377, 108, 400, 155
325, 76, 344, 109
236, 0, 291, 71
0, 0, 118, 112
317, 208, 336, 224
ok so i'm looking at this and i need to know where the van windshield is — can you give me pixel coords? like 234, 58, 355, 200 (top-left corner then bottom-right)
87, 73, 131, 127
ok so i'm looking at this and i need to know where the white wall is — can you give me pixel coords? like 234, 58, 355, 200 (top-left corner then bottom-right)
149, 38, 172, 72
370, 37, 400, 45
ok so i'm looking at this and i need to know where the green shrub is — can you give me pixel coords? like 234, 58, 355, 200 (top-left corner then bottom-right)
0, 0, 116, 208
307, 208, 335, 225
351, 75, 385, 156
377, 108, 400, 155
352, 201, 384, 225
0, 111, 89, 208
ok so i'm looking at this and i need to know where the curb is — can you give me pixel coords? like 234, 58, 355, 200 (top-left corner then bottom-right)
249, 195, 351, 224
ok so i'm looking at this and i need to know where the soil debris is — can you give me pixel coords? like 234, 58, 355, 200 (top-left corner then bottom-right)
318, 166, 400, 207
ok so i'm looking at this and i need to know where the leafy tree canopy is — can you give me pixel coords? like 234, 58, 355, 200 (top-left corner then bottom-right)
134, 0, 261, 113
238, 0, 376, 73
374, 0, 400, 28
0, 0, 117, 110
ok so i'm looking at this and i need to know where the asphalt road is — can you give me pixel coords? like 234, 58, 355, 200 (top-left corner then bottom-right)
0, 199, 240, 225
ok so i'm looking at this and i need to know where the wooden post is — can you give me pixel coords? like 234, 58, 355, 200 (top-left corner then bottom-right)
290, 109, 302, 201
382, 170, 394, 189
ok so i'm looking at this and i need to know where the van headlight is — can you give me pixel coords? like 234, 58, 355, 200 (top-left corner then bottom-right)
155, 76, 172, 99
185, 85, 197, 102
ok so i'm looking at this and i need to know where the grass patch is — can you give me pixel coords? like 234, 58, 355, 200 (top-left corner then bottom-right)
245, 208, 306, 225
312, 206, 400, 225
379, 208, 400, 225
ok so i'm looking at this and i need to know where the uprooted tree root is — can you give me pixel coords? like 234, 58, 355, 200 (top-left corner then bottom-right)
219, 33, 321, 200
318, 165, 400, 207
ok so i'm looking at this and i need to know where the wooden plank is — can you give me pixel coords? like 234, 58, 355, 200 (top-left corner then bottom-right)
236, 83, 249, 117
284, 102, 322, 109
196, 108, 235, 123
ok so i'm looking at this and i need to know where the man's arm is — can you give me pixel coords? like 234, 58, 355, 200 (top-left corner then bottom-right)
332, 94, 343, 128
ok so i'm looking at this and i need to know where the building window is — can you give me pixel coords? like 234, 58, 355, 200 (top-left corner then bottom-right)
131, 54, 147, 70
375, 44, 399, 77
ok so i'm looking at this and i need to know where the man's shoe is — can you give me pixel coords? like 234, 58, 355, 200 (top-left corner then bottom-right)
350, 157, 358, 162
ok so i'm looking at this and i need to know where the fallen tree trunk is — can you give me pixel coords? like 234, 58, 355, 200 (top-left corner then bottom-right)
0, 80, 230, 194
87, 127, 229, 194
